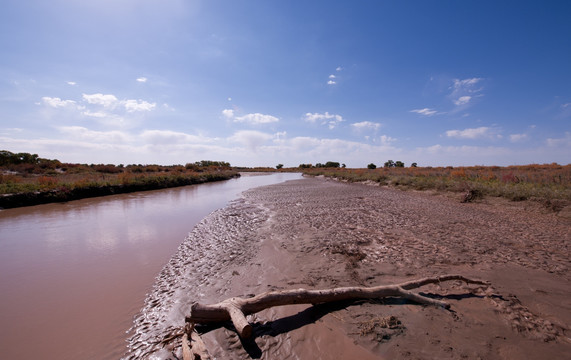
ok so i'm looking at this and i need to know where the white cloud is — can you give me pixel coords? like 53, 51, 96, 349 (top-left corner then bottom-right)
234, 113, 279, 124
7, 121, 570, 167
290, 136, 321, 150
450, 77, 483, 108
66, 81, 77, 86
221, 109, 234, 119
304, 112, 344, 129
546, 132, 571, 147
81, 93, 155, 113
379, 135, 396, 145
410, 108, 437, 116
454, 96, 472, 106
336, 66, 342, 71
58, 126, 130, 143
80, 111, 129, 128
326, 120, 342, 130
510, 133, 528, 142
329, 74, 336, 79
123, 99, 156, 112
559, 102, 571, 119
83, 93, 119, 108
162, 103, 175, 111
351, 121, 381, 131
140, 130, 211, 145
274, 131, 287, 142
327, 80, 336, 85
229, 130, 274, 150
82, 110, 107, 118
418, 144, 514, 163
278, 136, 398, 167
453, 78, 482, 89
136, 77, 148, 83
446, 126, 497, 139
42, 97, 76, 108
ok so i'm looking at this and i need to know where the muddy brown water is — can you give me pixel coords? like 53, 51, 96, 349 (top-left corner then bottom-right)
0, 173, 301, 360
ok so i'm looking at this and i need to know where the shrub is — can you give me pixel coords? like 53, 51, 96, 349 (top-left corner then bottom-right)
38, 176, 58, 187
92, 164, 123, 174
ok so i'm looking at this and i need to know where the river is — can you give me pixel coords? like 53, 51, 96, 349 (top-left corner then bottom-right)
0, 172, 301, 359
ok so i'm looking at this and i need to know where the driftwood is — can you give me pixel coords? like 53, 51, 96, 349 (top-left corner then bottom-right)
182, 323, 212, 360
187, 275, 488, 339
181, 333, 192, 360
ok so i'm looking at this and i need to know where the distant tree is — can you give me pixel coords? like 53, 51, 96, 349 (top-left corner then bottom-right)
314, 162, 340, 168
341, 163, 346, 168
0, 150, 42, 165
395, 161, 405, 168
276, 164, 284, 169
367, 163, 377, 169
411, 162, 418, 168
298, 164, 312, 168
384, 160, 395, 168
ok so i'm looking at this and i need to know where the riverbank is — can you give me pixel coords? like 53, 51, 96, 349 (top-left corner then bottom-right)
302, 164, 571, 205
125, 176, 571, 359
0, 171, 239, 209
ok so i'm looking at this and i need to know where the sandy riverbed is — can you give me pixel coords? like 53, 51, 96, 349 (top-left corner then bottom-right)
125, 176, 570, 359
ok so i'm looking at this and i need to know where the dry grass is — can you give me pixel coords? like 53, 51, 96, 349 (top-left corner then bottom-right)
0, 163, 237, 195
302, 164, 571, 203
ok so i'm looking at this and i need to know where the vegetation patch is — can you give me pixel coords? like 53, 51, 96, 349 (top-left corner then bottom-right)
301, 163, 571, 206
0, 151, 238, 208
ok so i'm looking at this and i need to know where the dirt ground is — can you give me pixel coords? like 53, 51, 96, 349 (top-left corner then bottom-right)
125, 176, 570, 359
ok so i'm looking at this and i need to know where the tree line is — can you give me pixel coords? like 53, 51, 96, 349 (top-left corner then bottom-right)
294, 160, 417, 169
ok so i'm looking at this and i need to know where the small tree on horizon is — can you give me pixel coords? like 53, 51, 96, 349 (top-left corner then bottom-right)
367, 163, 377, 169
276, 164, 283, 169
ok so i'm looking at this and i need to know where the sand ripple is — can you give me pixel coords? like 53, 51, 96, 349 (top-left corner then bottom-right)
125, 177, 570, 359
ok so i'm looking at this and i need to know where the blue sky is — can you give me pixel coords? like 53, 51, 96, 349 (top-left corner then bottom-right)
1, 0, 570, 167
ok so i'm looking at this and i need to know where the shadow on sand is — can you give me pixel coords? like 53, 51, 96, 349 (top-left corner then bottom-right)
196, 292, 489, 358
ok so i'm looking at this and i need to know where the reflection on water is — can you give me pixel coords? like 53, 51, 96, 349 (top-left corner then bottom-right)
0, 172, 301, 360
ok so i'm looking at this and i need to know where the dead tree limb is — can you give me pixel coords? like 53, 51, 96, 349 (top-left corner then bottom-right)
181, 333, 192, 360
182, 323, 212, 360
187, 275, 488, 339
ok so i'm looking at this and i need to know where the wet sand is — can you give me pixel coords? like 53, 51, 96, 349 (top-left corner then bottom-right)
125, 176, 570, 359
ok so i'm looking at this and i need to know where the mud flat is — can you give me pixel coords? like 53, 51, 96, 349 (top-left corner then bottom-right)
125, 176, 570, 359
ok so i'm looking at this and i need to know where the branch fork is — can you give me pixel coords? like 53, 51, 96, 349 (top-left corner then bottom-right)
186, 275, 488, 339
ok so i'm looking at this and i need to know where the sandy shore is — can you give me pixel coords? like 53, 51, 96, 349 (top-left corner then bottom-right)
125, 176, 570, 359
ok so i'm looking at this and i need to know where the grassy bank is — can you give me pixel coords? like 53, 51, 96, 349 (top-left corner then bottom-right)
0, 153, 238, 208
302, 164, 571, 206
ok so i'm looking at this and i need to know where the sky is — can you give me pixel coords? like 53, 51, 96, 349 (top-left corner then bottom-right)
1, 0, 570, 168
